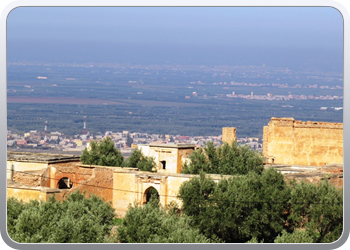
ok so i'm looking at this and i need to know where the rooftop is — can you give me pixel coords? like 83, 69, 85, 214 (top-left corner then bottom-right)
7, 151, 81, 163
148, 143, 196, 149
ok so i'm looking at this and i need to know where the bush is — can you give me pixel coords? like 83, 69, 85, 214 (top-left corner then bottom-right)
181, 141, 264, 175
7, 191, 115, 243
274, 229, 315, 243
287, 179, 343, 243
126, 148, 156, 171
116, 197, 214, 243
80, 137, 124, 167
178, 168, 290, 243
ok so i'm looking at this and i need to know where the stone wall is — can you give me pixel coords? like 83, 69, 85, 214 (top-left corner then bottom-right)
139, 144, 195, 174
112, 169, 226, 217
263, 117, 343, 166
48, 163, 114, 202
7, 183, 65, 203
222, 127, 237, 144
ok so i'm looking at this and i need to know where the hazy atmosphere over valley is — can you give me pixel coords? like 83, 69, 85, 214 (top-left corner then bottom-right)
7, 7, 343, 138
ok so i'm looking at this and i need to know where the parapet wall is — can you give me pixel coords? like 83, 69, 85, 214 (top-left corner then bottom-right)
263, 117, 343, 166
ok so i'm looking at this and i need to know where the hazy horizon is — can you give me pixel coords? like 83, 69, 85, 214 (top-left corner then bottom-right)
7, 7, 344, 72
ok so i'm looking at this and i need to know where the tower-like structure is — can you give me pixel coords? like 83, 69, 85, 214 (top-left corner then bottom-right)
222, 127, 237, 145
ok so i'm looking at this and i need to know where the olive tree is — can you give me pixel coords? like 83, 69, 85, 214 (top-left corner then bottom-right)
80, 137, 124, 167
178, 168, 290, 243
116, 197, 215, 243
287, 179, 343, 243
126, 148, 156, 172
181, 141, 264, 175
7, 191, 115, 243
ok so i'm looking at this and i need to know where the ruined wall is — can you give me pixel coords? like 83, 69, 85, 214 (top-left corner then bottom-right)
48, 162, 92, 189
112, 170, 226, 217
7, 184, 65, 202
7, 161, 48, 180
13, 170, 45, 187
139, 145, 195, 174
177, 148, 195, 173
148, 146, 179, 173
113, 168, 140, 216
222, 127, 237, 144
263, 117, 343, 166
49, 163, 114, 202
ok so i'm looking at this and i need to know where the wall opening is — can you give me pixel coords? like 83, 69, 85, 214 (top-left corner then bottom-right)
144, 186, 159, 204
57, 177, 73, 189
160, 160, 166, 170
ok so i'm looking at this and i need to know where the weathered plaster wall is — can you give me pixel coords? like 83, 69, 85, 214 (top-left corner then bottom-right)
7, 185, 65, 202
149, 146, 179, 173
139, 145, 195, 174
112, 169, 226, 217
48, 163, 114, 202
177, 148, 195, 173
222, 127, 237, 144
13, 170, 45, 187
263, 117, 343, 166
7, 161, 48, 180
48, 162, 92, 189
113, 168, 140, 216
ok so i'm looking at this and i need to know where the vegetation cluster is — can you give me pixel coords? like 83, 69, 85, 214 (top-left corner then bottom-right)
181, 141, 264, 175
8, 141, 343, 243
7, 192, 114, 243
80, 137, 156, 171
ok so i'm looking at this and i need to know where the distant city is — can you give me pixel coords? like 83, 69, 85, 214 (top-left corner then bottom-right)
6, 128, 262, 156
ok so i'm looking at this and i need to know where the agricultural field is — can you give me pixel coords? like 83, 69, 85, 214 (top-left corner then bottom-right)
7, 63, 343, 137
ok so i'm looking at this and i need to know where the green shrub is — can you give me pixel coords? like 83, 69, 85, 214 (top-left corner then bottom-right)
80, 137, 124, 167
116, 197, 214, 243
288, 179, 343, 243
274, 229, 315, 243
181, 141, 264, 175
126, 148, 156, 171
178, 168, 290, 243
7, 191, 115, 243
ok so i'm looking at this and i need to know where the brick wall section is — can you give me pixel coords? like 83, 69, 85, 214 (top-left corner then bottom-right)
49, 163, 114, 202
263, 117, 343, 166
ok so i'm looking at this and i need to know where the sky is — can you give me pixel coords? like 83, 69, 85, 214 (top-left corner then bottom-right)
6, 7, 344, 70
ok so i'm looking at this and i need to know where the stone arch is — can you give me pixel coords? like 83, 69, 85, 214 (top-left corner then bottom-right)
57, 177, 73, 189
142, 185, 160, 204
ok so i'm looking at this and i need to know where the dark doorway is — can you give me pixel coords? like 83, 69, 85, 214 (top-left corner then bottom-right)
57, 177, 73, 189
145, 187, 159, 204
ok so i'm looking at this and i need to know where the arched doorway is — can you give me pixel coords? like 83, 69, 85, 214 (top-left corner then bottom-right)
143, 186, 159, 204
57, 177, 73, 189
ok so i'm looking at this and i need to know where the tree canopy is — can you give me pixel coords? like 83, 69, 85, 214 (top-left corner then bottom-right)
125, 148, 156, 171
178, 168, 343, 243
7, 191, 115, 243
181, 141, 265, 175
116, 197, 215, 243
80, 137, 124, 167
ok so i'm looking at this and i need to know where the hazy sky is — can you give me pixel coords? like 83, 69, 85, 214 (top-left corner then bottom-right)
6, 7, 344, 69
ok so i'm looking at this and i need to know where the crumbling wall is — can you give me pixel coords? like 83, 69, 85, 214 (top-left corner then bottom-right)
49, 163, 114, 203
48, 162, 92, 189
13, 170, 45, 187
263, 117, 343, 166
222, 127, 237, 144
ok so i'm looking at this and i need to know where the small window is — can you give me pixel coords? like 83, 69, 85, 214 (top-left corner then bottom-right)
160, 161, 166, 170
